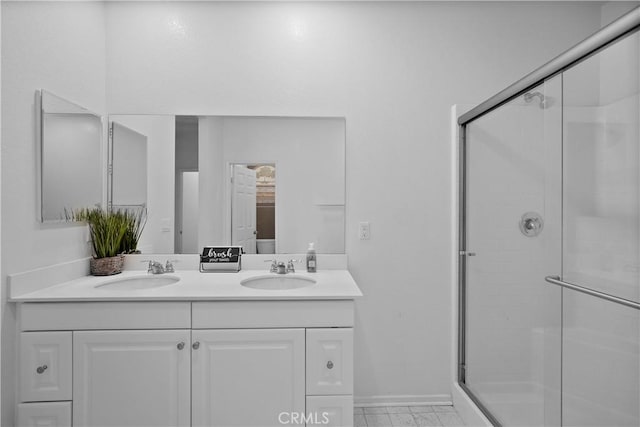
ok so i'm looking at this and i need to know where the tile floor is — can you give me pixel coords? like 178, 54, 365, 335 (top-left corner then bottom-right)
355, 406, 465, 427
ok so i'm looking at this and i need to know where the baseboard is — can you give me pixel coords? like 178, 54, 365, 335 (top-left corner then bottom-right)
451, 383, 493, 426
354, 394, 453, 408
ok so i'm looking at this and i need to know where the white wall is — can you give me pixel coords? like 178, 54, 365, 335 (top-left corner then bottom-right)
1, 2, 107, 424
104, 1, 603, 403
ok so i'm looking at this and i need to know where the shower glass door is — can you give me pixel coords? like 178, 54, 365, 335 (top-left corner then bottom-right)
462, 24, 640, 426
561, 30, 639, 426
463, 77, 563, 426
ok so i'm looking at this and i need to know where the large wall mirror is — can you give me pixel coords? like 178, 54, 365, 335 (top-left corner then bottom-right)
38, 90, 103, 222
108, 115, 346, 254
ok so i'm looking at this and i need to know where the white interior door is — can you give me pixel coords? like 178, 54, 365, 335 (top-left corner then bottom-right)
179, 171, 199, 254
231, 165, 257, 254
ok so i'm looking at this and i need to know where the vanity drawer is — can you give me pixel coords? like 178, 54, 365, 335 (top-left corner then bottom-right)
17, 402, 71, 427
306, 395, 353, 427
18, 402, 71, 427
192, 300, 354, 328
306, 328, 353, 395
20, 302, 191, 331
19, 332, 72, 402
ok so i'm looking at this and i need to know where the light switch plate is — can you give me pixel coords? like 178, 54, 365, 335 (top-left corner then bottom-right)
359, 222, 370, 240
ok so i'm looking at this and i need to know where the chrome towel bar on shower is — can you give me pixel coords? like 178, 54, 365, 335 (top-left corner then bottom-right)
544, 276, 640, 310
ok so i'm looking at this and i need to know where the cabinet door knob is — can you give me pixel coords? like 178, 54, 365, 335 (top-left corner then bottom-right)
192, 341, 200, 350
177, 342, 185, 350
326, 361, 334, 369
36, 365, 48, 374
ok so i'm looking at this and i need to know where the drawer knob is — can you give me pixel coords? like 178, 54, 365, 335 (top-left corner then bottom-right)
36, 365, 48, 374
177, 342, 185, 350
326, 361, 334, 369
192, 341, 200, 350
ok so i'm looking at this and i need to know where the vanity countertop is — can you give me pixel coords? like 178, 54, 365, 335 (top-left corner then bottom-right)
10, 269, 362, 302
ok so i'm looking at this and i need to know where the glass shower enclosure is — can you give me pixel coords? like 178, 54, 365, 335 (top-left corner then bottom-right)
458, 7, 639, 426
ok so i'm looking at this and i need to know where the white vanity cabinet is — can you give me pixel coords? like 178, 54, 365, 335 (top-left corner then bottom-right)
17, 300, 355, 427
73, 330, 191, 427
19, 332, 72, 402
18, 331, 73, 427
191, 329, 305, 426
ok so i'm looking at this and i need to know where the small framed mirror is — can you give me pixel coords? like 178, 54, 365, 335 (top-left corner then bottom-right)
108, 121, 148, 211
38, 90, 103, 222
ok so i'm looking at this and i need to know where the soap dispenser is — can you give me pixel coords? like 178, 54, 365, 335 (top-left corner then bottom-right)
306, 243, 317, 273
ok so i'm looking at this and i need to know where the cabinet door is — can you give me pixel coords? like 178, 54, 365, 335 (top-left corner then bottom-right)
73, 330, 190, 427
17, 402, 71, 427
20, 332, 72, 402
306, 328, 353, 395
306, 396, 353, 427
192, 328, 305, 427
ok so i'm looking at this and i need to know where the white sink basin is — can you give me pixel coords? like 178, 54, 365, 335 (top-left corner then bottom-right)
95, 275, 180, 291
241, 274, 316, 290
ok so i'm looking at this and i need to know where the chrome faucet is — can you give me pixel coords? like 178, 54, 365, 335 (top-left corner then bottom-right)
146, 260, 165, 274
165, 260, 178, 273
286, 259, 300, 273
143, 260, 178, 274
266, 259, 299, 274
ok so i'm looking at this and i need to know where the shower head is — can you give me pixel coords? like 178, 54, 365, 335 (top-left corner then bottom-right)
523, 91, 547, 109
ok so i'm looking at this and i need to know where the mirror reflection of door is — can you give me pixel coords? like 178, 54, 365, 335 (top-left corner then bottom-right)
254, 165, 276, 254
230, 164, 276, 254
231, 165, 257, 254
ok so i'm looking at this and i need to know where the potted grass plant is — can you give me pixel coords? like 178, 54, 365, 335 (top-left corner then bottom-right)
69, 206, 148, 275
119, 207, 147, 255
72, 207, 129, 276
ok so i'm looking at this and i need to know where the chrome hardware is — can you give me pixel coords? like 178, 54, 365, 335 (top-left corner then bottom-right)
266, 259, 299, 274
265, 259, 279, 273
142, 259, 176, 274
545, 276, 640, 310
519, 212, 544, 237
326, 361, 334, 369
141, 260, 166, 274
286, 259, 301, 273
165, 259, 178, 273
459, 251, 476, 257
177, 342, 185, 350
36, 365, 48, 374
192, 341, 200, 350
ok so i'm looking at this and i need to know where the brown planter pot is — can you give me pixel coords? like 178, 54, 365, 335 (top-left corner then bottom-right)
90, 255, 124, 276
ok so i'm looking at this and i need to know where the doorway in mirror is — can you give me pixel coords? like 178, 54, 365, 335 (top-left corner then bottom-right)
231, 164, 276, 255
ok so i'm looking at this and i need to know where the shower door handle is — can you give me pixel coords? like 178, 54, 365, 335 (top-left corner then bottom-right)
544, 276, 640, 310
460, 251, 476, 256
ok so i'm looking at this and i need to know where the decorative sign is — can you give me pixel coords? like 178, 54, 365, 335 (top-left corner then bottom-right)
199, 246, 242, 272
